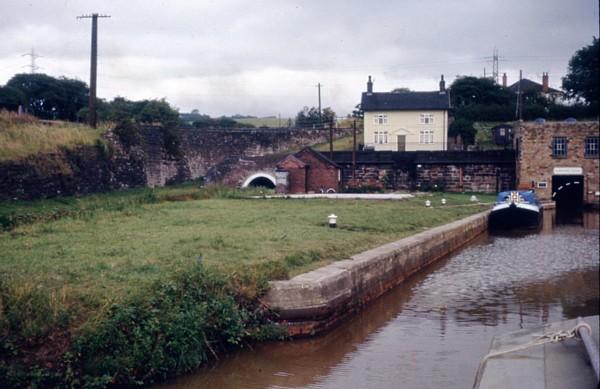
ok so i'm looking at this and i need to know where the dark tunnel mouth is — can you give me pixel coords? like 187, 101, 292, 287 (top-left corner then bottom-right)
247, 176, 275, 189
552, 175, 584, 211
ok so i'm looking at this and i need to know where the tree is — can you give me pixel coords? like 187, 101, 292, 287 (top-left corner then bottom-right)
449, 119, 476, 145
0, 85, 25, 111
450, 76, 514, 107
4, 73, 88, 121
137, 99, 179, 126
295, 106, 336, 128
562, 37, 599, 107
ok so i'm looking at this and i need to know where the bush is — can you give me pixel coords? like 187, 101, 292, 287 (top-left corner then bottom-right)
73, 266, 283, 385
0, 266, 286, 387
113, 120, 141, 149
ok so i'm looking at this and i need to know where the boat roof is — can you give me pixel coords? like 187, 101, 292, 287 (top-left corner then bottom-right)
496, 190, 539, 203
475, 316, 599, 389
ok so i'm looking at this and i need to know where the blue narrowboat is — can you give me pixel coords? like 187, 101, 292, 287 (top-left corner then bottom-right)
489, 190, 542, 228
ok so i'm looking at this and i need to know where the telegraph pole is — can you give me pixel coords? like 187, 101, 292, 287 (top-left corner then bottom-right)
515, 69, 523, 120
317, 82, 322, 128
77, 13, 110, 128
352, 119, 357, 181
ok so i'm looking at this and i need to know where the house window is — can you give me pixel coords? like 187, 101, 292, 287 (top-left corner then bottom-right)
420, 129, 433, 144
374, 131, 388, 144
552, 137, 567, 158
373, 114, 388, 125
420, 113, 434, 124
585, 136, 599, 157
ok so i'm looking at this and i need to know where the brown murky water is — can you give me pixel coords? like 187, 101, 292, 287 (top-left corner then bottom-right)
162, 211, 599, 389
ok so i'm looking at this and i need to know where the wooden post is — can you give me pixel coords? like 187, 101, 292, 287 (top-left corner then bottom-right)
352, 119, 357, 181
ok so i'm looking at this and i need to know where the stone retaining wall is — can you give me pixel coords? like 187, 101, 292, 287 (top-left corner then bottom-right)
0, 127, 353, 200
263, 211, 489, 336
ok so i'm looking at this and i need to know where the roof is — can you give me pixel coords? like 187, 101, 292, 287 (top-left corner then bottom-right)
276, 154, 307, 169
295, 147, 341, 169
508, 78, 561, 94
361, 91, 451, 111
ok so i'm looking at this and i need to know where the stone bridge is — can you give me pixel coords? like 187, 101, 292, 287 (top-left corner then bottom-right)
0, 126, 353, 200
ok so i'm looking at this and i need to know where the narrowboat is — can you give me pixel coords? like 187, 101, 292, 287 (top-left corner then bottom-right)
489, 190, 542, 229
473, 316, 599, 389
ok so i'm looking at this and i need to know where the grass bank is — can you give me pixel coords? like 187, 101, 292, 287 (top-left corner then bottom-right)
0, 110, 108, 162
312, 131, 363, 152
233, 117, 294, 128
0, 185, 493, 386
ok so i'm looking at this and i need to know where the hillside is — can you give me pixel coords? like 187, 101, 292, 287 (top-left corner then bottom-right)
0, 110, 107, 161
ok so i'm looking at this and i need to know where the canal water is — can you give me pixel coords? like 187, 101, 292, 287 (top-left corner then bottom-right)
163, 211, 599, 389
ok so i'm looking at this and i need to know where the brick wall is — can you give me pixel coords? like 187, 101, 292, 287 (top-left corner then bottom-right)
295, 148, 340, 193
516, 121, 599, 205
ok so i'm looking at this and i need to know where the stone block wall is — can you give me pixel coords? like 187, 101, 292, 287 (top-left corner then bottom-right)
0, 126, 353, 201
415, 163, 514, 193
264, 211, 490, 336
0, 140, 146, 201
516, 121, 599, 205
333, 150, 515, 193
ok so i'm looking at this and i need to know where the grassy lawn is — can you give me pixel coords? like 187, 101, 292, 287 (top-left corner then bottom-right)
0, 185, 494, 385
0, 186, 493, 308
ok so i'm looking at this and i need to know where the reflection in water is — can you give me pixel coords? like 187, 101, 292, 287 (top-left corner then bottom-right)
162, 212, 599, 389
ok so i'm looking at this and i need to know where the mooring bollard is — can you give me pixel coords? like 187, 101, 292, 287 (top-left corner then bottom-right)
328, 214, 337, 228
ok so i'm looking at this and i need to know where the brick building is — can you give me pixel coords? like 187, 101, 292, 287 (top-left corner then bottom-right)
515, 121, 599, 208
276, 147, 340, 193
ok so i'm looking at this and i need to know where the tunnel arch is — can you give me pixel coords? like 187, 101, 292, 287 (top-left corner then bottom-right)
242, 173, 276, 189
552, 175, 583, 210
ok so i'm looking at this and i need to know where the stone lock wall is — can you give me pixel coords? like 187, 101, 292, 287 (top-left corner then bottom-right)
516, 121, 599, 205
264, 211, 490, 336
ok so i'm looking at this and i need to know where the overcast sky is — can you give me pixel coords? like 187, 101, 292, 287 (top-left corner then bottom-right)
1, 0, 598, 117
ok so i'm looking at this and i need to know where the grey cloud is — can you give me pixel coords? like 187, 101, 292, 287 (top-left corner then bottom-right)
0, 0, 597, 116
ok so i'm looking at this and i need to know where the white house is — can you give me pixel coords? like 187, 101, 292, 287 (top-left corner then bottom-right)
361, 75, 451, 151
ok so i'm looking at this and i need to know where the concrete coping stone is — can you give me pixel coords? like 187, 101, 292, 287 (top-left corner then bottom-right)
264, 211, 490, 318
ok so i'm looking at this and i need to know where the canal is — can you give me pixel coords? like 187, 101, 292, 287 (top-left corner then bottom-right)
163, 211, 599, 389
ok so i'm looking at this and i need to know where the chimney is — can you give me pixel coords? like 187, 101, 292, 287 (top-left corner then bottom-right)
542, 72, 549, 93
367, 75, 373, 94
502, 73, 507, 87
439, 74, 446, 92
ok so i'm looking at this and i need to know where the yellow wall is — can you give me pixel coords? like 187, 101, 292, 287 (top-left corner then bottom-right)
364, 110, 448, 151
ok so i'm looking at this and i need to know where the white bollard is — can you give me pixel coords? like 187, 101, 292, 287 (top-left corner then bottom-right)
328, 214, 337, 228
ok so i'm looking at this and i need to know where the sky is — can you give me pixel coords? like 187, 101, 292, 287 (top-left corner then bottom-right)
0, 0, 598, 117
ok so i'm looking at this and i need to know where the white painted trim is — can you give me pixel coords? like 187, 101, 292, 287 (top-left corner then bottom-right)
242, 173, 277, 188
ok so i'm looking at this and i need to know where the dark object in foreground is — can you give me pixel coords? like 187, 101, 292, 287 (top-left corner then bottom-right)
489, 190, 542, 229
473, 316, 600, 389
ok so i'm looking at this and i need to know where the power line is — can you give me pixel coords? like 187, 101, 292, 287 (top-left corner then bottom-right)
21, 48, 42, 73
77, 13, 110, 128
